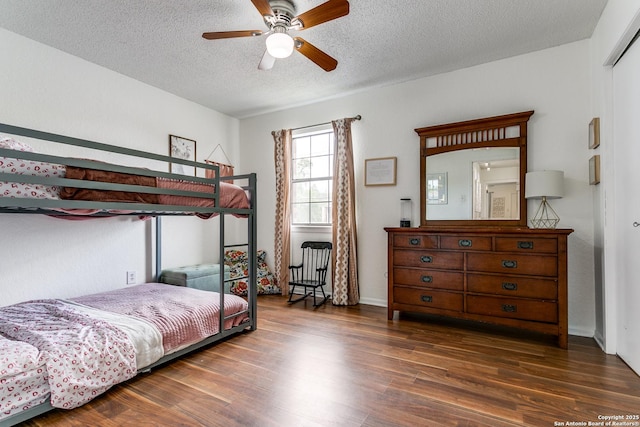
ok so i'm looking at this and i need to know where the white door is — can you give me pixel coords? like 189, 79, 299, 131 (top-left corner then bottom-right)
613, 35, 640, 374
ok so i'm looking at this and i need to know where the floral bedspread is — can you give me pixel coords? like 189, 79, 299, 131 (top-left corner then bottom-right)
0, 300, 136, 409
0, 334, 48, 419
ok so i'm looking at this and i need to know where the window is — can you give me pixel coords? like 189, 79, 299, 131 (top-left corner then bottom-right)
291, 128, 334, 225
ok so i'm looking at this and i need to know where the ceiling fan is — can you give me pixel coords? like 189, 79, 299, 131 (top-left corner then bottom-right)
202, 0, 349, 72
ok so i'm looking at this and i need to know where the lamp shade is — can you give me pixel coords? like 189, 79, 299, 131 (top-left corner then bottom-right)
265, 32, 294, 58
525, 170, 564, 199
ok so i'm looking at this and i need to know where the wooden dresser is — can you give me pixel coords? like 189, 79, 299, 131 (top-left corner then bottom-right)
385, 227, 573, 348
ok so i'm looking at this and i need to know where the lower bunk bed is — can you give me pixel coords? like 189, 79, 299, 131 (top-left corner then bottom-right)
0, 123, 258, 426
0, 283, 250, 425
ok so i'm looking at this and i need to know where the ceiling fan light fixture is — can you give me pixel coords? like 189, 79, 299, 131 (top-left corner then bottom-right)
266, 32, 294, 58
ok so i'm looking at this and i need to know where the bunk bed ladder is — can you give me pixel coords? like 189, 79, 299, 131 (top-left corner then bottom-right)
218, 174, 257, 331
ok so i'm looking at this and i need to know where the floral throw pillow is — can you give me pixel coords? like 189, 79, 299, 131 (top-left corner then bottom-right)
224, 249, 280, 296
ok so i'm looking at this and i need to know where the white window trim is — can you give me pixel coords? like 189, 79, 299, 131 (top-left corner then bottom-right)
291, 224, 332, 234
291, 125, 334, 227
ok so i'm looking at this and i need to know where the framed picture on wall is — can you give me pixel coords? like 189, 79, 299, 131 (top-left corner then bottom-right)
365, 157, 397, 186
589, 117, 600, 149
589, 155, 600, 185
169, 135, 197, 176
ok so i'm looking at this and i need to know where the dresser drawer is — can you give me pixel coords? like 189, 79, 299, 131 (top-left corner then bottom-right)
393, 234, 439, 249
394, 268, 464, 291
440, 235, 492, 251
467, 253, 557, 277
467, 273, 557, 299
394, 287, 463, 312
467, 295, 558, 323
393, 249, 464, 270
495, 237, 558, 254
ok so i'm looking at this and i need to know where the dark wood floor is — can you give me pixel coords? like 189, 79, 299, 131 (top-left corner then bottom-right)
22, 295, 640, 427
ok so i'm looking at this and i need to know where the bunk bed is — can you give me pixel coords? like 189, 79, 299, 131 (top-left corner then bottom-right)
0, 122, 258, 426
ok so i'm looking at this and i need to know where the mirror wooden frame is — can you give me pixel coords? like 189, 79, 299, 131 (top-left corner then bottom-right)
415, 111, 534, 228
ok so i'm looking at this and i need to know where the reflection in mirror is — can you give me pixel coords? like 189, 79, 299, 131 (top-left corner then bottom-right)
426, 172, 447, 205
426, 148, 519, 221
472, 157, 519, 220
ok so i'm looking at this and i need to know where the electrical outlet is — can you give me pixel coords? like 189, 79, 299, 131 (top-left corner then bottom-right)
126, 271, 136, 285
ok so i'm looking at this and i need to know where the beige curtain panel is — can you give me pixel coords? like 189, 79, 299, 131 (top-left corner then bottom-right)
272, 129, 292, 296
331, 118, 360, 305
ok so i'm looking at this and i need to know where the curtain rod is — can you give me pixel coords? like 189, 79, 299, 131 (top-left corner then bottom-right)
291, 115, 361, 132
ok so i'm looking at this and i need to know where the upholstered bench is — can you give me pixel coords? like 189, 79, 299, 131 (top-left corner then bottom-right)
160, 264, 230, 293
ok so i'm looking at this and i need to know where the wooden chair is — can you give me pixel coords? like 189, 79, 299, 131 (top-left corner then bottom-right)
288, 241, 332, 307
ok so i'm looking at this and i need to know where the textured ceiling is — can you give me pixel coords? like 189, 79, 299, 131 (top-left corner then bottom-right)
0, 0, 607, 119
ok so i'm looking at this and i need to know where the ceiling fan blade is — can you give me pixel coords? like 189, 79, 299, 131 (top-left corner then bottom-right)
295, 0, 349, 30
294, 37, 338, 72
258, 50, 276, 70
202, 30, 263, 40
251, 0, 274, 17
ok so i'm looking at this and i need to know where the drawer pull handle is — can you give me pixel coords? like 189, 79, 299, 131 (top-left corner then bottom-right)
458, 239, 472, 247
502, 304, 517, 313
502, 260, 517, 269
517, 241, 534, 250
421, 275, 433, 283
409, 238, 420, 245
420, 255, 433, 263
502, 282, 518, 291
421, 295, 433, 303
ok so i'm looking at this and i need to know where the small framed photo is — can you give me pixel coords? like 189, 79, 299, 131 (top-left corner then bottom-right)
589, 117, 600, 149
169, 135, 197, 176
589, 155, 600, 185
365, 157, 397, 186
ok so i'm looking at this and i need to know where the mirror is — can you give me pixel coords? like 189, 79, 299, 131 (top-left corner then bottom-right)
416, 111, 533, 228
426, 148, 520, 220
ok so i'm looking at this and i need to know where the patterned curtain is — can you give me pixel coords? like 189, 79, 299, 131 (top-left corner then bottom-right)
272, 129, 292, 296
331, 118, 359, 305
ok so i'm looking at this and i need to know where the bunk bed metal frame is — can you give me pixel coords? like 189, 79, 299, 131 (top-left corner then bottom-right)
0, 122, 257, 427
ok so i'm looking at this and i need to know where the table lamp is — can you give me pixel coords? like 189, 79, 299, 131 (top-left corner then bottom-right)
525, 170, 564, 229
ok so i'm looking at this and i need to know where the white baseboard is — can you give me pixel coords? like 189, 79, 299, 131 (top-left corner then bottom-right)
358, 297, 386, 307
568, 327, 594, 338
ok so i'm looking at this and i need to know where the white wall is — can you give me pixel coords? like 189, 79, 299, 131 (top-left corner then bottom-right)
0, 28, 240, 306
589, 0, 640, 353
240, 40, 596, 336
